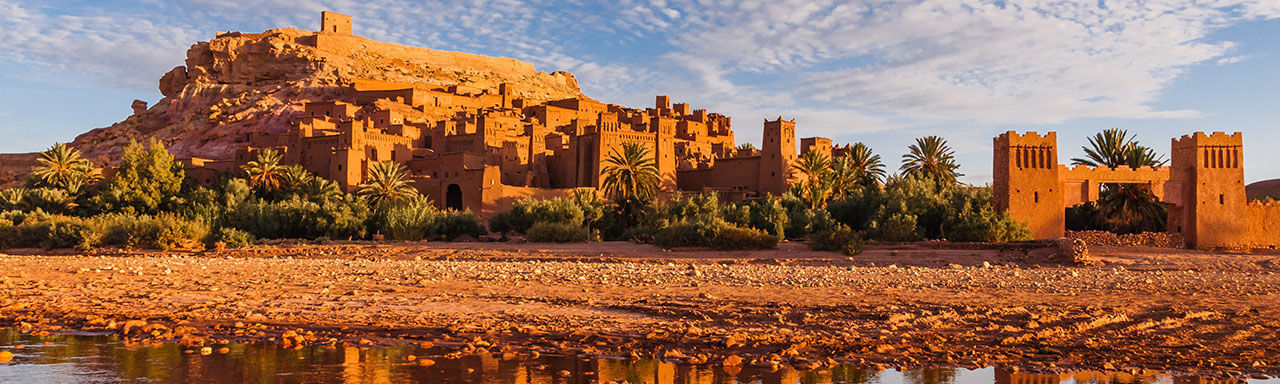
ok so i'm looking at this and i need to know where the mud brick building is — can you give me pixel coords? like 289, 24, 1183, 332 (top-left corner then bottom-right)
994, 131, 1280, 249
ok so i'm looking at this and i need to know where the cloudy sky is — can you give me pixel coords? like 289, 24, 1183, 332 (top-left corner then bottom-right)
2, 0, 1279, 183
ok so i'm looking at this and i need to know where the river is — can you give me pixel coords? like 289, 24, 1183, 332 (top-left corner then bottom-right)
0, 329, 1275, 384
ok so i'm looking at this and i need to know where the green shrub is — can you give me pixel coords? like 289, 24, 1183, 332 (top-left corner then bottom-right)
746, 195, 788, 240
707, 225, 777, 250
810, 224, 864, 255
525, 221, 589, 243
944, 208, 1031, 243
97, 213, 209, 250
431, 210, 487, 241
378, 196, 440, 241
207, 227, 255, 248
872, 213, 921, 242
224, 195, 368, 240
653, 220, 776, 250
489, 197, 583, 234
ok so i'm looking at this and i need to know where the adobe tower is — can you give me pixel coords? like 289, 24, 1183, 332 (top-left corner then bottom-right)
759, 117, 796, 196
993, 131, 1064, 239
1170, 132, 1248, 248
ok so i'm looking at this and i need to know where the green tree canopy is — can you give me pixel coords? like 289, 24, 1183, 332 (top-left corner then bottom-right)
901, 136, 962, 184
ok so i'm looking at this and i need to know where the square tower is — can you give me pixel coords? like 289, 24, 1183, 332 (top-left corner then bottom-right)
1170, 132, 1247, 249
759, 117, 796, 196
321, 11, 352, 35
993, 131, 1063, 239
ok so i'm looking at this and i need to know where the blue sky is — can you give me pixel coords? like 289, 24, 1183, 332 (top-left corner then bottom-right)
1, 0, 1279, 184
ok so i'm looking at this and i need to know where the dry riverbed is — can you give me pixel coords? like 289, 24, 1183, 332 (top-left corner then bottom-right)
2, 241, 1279, 379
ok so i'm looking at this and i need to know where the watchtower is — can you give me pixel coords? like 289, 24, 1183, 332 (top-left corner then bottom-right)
321, 11, 352, 35
993, 131, 1063, 238
1170, 132, 1247, 248
759, 117, 797, 196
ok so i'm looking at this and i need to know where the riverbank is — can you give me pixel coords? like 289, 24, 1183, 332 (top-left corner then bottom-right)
2, 241, 1279, 378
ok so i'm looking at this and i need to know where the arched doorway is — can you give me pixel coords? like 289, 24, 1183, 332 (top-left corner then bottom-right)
445, 184, 463, 211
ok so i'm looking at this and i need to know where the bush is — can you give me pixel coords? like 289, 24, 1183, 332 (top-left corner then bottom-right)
653, 220, 777, 250
872, 213, 921, 242
431, 210, 487, 241
746, 195, 788, 240
945, 208, 1031, 243
707, 225, 777, 250
224, 195, 368, 240
97, 213, 210, 250
378, 196, 440, 241
810, 224, 864, 255
489, 197, 583, 234
207, 227, 254, 248
525, 221, 589, 243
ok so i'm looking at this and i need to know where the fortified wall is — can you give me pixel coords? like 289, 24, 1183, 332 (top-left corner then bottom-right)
994, 131, 1277, 249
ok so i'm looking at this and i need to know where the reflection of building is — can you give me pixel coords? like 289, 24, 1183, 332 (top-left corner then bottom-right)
994, 131, 1280, 249
186, 11, 843, 217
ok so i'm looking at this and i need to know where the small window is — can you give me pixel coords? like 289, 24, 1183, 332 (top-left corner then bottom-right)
1220, 194, 1225, 205
1034, 192, 1039, 203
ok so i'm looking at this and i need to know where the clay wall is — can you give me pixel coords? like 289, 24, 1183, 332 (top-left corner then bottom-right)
320, 11, 352, 35
800, 137, 832, 157
1247, 201, 1280, 248
1058, 164, 1172, 207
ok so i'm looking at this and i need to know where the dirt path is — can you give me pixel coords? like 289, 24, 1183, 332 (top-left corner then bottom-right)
2, 241, 1279, 378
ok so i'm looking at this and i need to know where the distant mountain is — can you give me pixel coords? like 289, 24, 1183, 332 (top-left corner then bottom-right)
1247, 179, 1280, 201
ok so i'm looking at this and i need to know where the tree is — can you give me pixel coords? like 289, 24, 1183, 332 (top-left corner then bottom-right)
901, 136, 961, 184
601, 143, 660, 202
356, 161, 419, 209
95, 138, 185, 214
601, 143, 661, 227
846, 142, 886, 187
1071, 128, 1169, 233
1071, 128, 1167, 168
241, 149, 285, 195
736, 143, 757, 155
791, 150, 832, 209
32, 143, 99, 191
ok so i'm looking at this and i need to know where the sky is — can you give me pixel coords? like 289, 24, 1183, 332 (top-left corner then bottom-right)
1, 0, 1279, 184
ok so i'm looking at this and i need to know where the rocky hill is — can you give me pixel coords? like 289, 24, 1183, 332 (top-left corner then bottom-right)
1247, 179, 1280, 200
1, 27, 584, 187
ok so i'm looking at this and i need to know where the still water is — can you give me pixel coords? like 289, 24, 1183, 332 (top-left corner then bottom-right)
0, 329, 1276, 384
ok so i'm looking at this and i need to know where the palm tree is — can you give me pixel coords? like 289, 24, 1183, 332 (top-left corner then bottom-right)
356, 161, 419, 208
298, 176, 342, 202
791, 150, 832, 209
1071, 128, 1167, 168
0, 188, 25, 210
1072, 128, 1169, 233
32, 143, 98, 191
281, 165, 313, 191
736, 143, 757, 155
901, 136, 961, 184
601, 143, 661, 203
827, 156, 858, 200
241, 149, 285, 194
846, 142, 886, 187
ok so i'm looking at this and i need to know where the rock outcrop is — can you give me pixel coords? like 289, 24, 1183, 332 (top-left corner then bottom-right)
16, 27, 585, 178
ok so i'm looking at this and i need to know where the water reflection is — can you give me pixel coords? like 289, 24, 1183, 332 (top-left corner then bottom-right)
0, 329, 1276, 384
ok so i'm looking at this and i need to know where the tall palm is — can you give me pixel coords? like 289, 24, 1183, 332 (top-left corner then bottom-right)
901, 136, 961, 184
601, 143, 661, 202
33, 143, 98, 191
846, 142, 886, 187
281, 165, 312, 192
241, 149, 285, 194
356, 161, 419, 208
827, 156, 858, 200
1072, 128, 1169, 233
791, 150, 832, 209
1071, 128, 1167, 168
